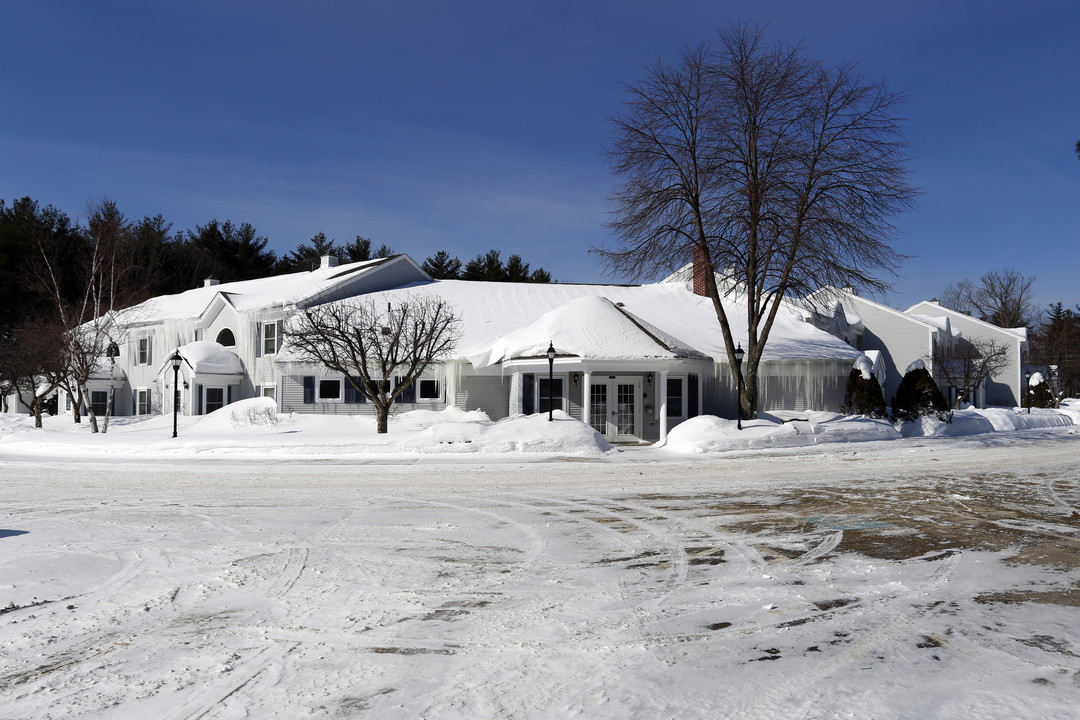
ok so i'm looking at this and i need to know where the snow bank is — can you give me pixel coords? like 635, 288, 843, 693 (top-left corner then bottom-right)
0, 405, 612, 460
664, 412, 901, 453
663, 405, 1077, 453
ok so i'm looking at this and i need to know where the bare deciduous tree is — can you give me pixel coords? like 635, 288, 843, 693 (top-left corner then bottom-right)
931, 337, 1010, 408
598, 23, 917, 418
285, 295, 460, 433
31, 199, 137, 432
939, 268, 1037, 328
0, 318, 68, 427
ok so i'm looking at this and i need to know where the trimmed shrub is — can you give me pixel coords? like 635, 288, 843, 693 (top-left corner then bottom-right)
842, 369, 887, 418
892, 367, 951, 423
1028, 379, 1056, 409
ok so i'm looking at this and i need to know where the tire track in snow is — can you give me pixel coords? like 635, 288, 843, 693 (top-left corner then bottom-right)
715, 548, 964, 719
164, 642, 300, 720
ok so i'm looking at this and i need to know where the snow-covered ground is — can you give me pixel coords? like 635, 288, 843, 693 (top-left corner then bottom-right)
3, 403, 1080, 718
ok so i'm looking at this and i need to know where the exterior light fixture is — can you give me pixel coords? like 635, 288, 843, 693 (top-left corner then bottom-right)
546, 342, 556, 422
733, 343, 746, 431
1025, 370, 1032, 414
170, 350, 184, 438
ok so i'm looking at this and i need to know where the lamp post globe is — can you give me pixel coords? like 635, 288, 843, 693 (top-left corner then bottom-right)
733, 343, 745, 431
170, 350, 183, 438
546, 342, 556, 422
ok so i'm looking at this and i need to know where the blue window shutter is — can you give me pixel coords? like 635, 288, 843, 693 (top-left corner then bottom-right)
688, 374, 699, 416
303, 376, 315, 404
345, 376, 365, 403
227, 385, 233, 404
522, 373, 535, 414
255, 323, 263, 358
397, 377, 416, 403
196, 384, 203, 415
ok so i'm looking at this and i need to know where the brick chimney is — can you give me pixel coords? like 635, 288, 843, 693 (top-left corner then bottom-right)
692, 247, 708, 297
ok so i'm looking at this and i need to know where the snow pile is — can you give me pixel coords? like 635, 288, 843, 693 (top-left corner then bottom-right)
974, 407, 1075, 432
853, 354, 873, 380
904, 358, 926, 374
190, 397, 281, 431
1028, 371, 1045, 386
897, 411, 994, 438
664, 412, 901, 453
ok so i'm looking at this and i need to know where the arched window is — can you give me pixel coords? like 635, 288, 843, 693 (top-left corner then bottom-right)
215, 328, 236, 347
106, 342, 120, 358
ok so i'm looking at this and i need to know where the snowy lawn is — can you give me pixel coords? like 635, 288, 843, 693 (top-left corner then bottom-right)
2, 403, 1080, 718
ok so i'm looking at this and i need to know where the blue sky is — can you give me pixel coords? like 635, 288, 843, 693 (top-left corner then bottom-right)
2, 1, 1077, 311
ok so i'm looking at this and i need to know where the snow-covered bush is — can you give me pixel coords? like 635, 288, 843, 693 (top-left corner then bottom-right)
841, 368, 886, 418
892, 365, 951, 424
1028, 376, 1056, 409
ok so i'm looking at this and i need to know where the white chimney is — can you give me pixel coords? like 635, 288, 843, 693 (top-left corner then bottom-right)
204, 276, 219, 287
320, 255, 340, 270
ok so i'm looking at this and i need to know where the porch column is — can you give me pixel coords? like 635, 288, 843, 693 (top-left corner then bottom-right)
659, 370, 669, 443
582, 371, 592, 430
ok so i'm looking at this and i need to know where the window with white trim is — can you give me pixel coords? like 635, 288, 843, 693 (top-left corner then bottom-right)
419, 379, 440, 400
137, 387, 152, 415
260, 385, 276, 401
262, 322, 278, 355
205, 387, 225, 414
537, 376, 566, 414
318, 378, 343, 401
137, 337, 151, 365
216, 328, 236, 347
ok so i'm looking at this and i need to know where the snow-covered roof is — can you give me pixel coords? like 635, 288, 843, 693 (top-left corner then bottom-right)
120, 256, 411, 324
349, 279, 860, 365
466, 296, 708, 367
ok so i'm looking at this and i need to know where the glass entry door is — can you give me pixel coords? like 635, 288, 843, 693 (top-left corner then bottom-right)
589, 376, 642, 441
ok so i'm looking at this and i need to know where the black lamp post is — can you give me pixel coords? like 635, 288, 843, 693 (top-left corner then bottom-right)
170, 350, 183, 438
546, 342, 556, 421
733, 342, 745, 431
1025, 370, 1032, 414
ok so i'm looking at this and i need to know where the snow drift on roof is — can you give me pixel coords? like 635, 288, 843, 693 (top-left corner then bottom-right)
467, 296, 707, 367
170, 341, 245, 375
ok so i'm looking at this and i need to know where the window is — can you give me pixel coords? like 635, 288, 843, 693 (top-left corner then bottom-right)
318, 378, 342, 401
215, 328, 236, 347
537, 377, 565, 414
91, 391, 109, 417
106, 342, 120, 358
263, 323, 277, 355
261, 385, 276, 401
205, 387, 225, 414
137, 388, 152, 415
419, 379, 440, 400
137, 337, 150, 365
666, 377, 684, 418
